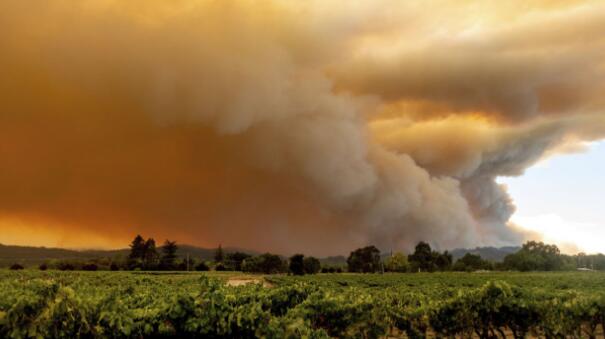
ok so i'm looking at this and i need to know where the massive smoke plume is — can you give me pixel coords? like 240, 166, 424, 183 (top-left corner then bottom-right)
0, 1, 604, 255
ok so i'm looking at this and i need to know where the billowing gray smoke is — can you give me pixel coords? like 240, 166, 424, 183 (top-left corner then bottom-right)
0, 0, 604, 254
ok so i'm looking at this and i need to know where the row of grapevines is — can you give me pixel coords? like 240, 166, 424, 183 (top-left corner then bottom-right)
2, 271, 605, 338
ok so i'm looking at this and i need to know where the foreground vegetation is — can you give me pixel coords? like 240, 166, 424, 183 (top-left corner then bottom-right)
4, 238, 605, 337
1, 270, 605, 338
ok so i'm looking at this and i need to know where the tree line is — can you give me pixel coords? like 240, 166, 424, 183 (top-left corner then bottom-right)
7, 236, 604, 273
348, 240, 602, 273
126, 236, 262, 272
128, 235, 324, 275
346, 242, 454, 273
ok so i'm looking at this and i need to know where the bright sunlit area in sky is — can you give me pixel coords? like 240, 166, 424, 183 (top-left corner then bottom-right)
498, 142, 605, 254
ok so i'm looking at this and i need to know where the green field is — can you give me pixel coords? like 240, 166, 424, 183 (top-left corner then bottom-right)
1, 270, 605, 338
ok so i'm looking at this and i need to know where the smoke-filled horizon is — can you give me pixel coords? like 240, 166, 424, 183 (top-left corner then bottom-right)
1, 1, 604, 255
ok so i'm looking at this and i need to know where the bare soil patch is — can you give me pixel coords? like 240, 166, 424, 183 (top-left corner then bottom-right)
226, 276, 272, 287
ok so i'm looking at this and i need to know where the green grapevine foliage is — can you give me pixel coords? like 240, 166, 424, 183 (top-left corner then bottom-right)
1, 271, 605, 338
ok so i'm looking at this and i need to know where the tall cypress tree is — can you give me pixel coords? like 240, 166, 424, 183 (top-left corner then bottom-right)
214, 244, 224, 263
127, 235, 146, 270
143, 238, 159, 270
129, 235, 145, 260
160, 240, 178, 270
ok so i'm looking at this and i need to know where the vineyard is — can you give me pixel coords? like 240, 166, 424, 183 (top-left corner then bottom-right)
1, 271, 605, 338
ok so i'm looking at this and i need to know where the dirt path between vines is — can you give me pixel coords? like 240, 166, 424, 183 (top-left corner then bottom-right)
226, 276, 273, 288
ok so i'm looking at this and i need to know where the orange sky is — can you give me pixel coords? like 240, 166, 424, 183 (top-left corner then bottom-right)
1, 1, 604, 255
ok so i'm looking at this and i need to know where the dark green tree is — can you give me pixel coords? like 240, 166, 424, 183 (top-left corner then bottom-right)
10, 263, 24, 270
434, 250, 453, 271
347, 246, 381, 273
453, 253, 492, 271
142, 238, 159, 270
214, 244, 224, 263
82, 263, 98, 271
177, 257, 195, 271
303, 256, 321, 274
241, 253, 286, 274
195, 261, 209, 271
503, 241, 565, 271
160, 240, 178, 270
289, 254, 305, 275
225, 252, 251, 271
128, 235, 145, 260
409, 241, 434, 272
127, 235, 146, 269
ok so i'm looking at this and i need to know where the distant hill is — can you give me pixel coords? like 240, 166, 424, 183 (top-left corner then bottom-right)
0, 244, 101, 267
450, 246, 521, 262
0, 243, 521, 267
0, 243, 257, 268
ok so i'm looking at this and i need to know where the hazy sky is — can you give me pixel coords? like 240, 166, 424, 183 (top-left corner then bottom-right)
1, 1, 604, 255
499, 142, 605, 253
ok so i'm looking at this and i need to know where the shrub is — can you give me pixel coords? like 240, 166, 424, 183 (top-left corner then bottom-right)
39, 263, 48, 271
225, 252, 251, 271
242, 253, 286, 274
10, 263, 24, 270
58, 262, 75, 271
215, 263, 226, 271
453, 253, 492, 272
110, 263, 119, 271
177, 258, 196, 271
82, 263, 98, 271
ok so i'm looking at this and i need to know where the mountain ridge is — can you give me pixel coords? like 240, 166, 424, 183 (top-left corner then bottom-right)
0, 243, 258, 267
0, 243, 521, 267
450, 246, 521, 262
